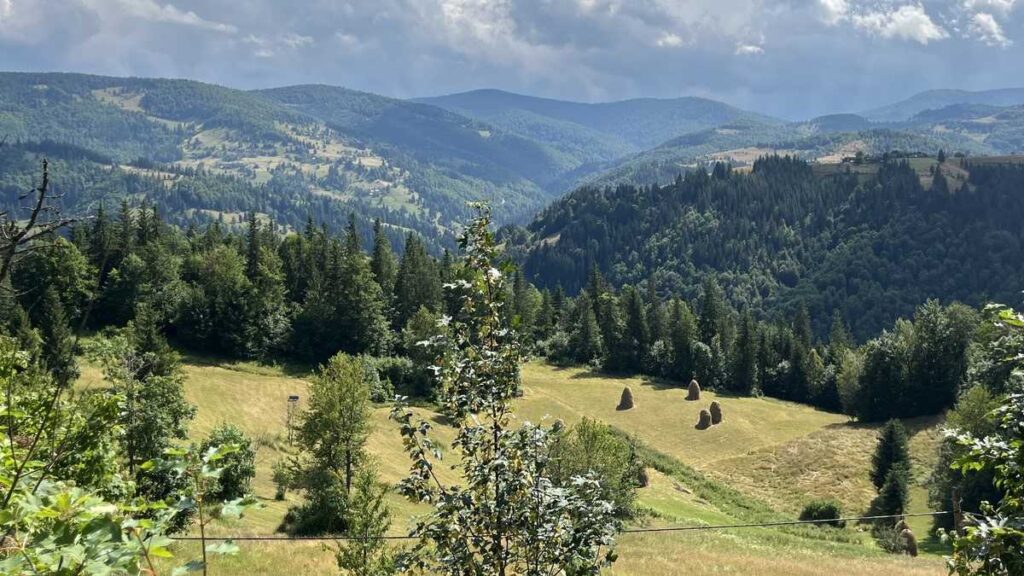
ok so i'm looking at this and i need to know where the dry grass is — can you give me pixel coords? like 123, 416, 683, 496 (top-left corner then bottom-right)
120, 357, 949, 574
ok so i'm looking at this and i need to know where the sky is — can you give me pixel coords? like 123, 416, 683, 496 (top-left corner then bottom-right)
1, 0, 1022, 119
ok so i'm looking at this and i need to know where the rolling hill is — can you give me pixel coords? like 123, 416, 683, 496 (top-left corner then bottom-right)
0, 72, 595, 247
77, 355, 947, 576
862, 87, 1024, 122
516, 154, 1024, 339
416, 88, 782, 154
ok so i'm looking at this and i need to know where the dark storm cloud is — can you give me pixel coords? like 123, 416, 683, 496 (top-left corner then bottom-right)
1, 0, 1021, 119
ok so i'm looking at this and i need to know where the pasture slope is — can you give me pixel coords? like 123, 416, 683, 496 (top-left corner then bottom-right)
80, 357, 947, 575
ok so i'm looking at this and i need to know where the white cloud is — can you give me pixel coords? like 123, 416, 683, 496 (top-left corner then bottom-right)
819, 0, 848, 25
92, 0, 237, 33
243, 32, 314, 58
735, 42, 764, 55
282, 33, 313, 48
963, 0, 1018, 15
969, 11, 1012, 46
852, 4, 949, 44
656, 32, 685, 48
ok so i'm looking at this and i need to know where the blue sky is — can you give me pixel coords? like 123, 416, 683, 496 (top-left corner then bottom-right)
1, 0, 1021, 119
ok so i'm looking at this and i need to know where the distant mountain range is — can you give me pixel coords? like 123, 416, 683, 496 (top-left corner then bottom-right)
2, 71, 1024, 250
860, 87, 1024, 122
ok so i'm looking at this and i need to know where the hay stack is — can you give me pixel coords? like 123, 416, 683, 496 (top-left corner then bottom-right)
686, 378, 701, 401
617, 387, 635, 410
695, 409, 712, 430
900, 528, 919, 557
709, 401, 722, 425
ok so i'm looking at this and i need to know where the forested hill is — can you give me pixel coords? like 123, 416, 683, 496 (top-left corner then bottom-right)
415, 89, 779, 154
0, 72, 606, 248
516, 155, 1024, 339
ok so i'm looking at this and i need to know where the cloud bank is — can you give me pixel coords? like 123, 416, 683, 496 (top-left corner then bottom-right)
0, 0, 1021, 118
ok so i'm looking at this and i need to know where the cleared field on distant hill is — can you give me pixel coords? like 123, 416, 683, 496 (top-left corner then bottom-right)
77, 357, 946, 575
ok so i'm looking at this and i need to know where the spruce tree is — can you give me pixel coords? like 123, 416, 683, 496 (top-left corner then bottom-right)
698, 277, 725, 345
38, 286, 77, 387
370, 219, 397, 302
394, 233, 441, 328
875, 463, 910, 516
871, 419, 911, 490
669, 299, 697, 381
568, 292, 603, 364
730, 311, 758, 395
621, 286, 649, 372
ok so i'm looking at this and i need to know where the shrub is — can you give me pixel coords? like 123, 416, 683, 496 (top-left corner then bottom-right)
617, 387, 635, 410
709, 401, 722, 424
799, 499, 845, 528
363, 355, 431, 398
548, 418, 642, 518
280, 469, 348, 535
199, 424, 256, 501
359, 355, 394, 403
272, 460, 294, 501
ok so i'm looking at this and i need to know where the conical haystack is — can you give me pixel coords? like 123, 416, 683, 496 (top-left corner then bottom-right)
686, 378, 701, 401
617, 387, 635, 410
695, 409, 712, 430
710, 401, 722, 425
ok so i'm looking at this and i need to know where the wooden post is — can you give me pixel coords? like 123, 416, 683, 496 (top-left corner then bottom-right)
952, 487, 965, 537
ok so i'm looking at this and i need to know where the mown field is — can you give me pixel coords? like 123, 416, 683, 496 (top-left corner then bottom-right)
81, 357, 949, 575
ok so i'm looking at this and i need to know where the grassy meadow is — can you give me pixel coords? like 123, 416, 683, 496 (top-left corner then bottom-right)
80, 356, 949, 575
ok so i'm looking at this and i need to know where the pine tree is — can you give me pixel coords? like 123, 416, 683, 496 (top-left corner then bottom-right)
730, 311, 758, 395
669, 299, 698, 381
621, 286, 649, 372
698, 277, 725, 344
793, 302, 813, 350
38, 286, 77, 387
568, 292, 603, 364
116, 198, 134, 265
370, 219, 397, 302
245, 211, 260, 281
90, 204, 114, 281
828, 309, 853, 362
875, 463, 910, 516
871, 419, 911, 490
394, 234, 441, 328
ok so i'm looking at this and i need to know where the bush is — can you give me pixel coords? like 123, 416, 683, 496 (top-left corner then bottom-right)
362, 355, 431, 398
280, 469, 348, 535
548, 418, 641, 518
272, 460, 294, 501
359, 355, 394, 403
799, 499, 845, 528
199, 424, 256, 501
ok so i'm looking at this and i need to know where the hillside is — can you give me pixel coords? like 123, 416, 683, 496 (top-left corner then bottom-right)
0, 72, 577, 246
518, 155, 1024, 338
862, 88, 1024, 122
416, 89, 780, 152
81, 356, 946, 576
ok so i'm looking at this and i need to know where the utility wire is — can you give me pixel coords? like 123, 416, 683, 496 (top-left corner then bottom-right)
169, 511, 951, 542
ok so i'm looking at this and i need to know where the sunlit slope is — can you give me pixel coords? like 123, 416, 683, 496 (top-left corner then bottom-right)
116, 356, 946, 575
